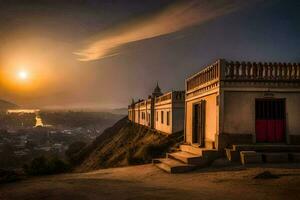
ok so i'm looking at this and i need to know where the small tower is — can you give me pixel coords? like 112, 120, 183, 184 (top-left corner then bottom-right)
152, 82, 162, 97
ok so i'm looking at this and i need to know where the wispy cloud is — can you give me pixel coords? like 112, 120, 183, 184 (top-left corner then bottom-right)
75, 0, 256, 61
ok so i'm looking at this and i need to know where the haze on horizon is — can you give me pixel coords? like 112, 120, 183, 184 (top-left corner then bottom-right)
0, 0, 299, 109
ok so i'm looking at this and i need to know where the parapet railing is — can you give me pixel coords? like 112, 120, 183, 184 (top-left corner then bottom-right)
186, 60, 300, 93
128, 99, 146, 109
155, 91, 185, 104
224, 61, 300, 81
186, 61, 219, 92
155, 92, 172, 103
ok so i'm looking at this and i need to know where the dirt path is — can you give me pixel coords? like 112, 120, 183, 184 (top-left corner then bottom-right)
1, 164, 300, 200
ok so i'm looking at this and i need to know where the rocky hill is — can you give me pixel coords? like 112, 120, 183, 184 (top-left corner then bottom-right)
0, 99, 18, 111
72, 117, 183, 172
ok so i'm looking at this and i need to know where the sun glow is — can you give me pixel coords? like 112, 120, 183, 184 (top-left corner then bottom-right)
1, 63, 36, 91
18, 70, 29, 80
0, 38, 62, 97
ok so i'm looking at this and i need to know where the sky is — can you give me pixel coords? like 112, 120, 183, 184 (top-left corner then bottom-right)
0, 0, 299, 109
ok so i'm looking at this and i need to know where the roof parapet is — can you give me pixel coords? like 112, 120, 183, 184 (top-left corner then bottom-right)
186, 59, 300, 92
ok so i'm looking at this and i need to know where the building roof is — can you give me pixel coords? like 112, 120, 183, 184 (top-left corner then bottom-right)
186, 59, 300, 92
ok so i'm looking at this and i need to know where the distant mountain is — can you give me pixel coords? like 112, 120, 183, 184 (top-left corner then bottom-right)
110, 108, 127, 115
0, 99, 18, 111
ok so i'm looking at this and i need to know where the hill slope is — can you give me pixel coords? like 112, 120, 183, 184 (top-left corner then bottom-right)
73, 117, 183, 172
0, 99, 18, 111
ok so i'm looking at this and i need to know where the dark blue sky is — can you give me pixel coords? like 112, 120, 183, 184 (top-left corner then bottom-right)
0, 0, 299, 109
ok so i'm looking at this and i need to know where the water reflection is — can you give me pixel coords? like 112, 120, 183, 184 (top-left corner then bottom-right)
35, 114, 44, 127
7, 109, 46, 127
7, 109, 39, 114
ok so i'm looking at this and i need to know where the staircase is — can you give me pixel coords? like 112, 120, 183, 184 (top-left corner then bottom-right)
153, 144, 222, 173
155, 144, 300, 173
225, 144, 300, 164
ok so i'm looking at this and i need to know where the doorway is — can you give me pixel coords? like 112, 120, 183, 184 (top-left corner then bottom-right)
255, 98, 285, 143
192, 100, 206, 146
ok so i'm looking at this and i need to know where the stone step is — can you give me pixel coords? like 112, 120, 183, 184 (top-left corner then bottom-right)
262, 153, 289, 163
232, 144, 300, 152
154, 158, 196, 173
180, 144, 202, 155
225, 148, 240, 162
155, 163, 172, 173
167, 151, 207, 166
202, 149, 224, 160
180, 145, 223, 160
240, 151, 263, 165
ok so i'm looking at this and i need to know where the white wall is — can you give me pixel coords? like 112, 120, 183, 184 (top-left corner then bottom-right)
223, 90, 300, 139
155, 104, 172, 134
185, 91, 219, 144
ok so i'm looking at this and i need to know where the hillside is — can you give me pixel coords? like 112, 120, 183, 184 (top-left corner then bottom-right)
0, 99, 18, 111
72, 117, 183, 172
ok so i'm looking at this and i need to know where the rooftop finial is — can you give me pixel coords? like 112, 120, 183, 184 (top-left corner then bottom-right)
152, 82, 162, 97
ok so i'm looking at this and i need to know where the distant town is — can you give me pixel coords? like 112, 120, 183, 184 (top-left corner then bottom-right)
0, 109, 124, 169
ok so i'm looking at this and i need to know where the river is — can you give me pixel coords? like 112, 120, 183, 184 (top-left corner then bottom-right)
7, 109, 44, 127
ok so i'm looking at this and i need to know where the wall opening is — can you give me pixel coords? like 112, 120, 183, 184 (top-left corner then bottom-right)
255, 98, 286, 143
192, 100, 206, 146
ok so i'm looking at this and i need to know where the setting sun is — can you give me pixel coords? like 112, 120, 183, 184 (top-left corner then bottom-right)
18, 70, 29, 80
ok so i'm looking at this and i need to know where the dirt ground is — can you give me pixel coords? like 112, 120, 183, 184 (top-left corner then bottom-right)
1, 164, 300, 200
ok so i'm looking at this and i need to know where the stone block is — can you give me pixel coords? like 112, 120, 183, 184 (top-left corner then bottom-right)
225, 148, 240, 161
263, 153, 289, 163
211, 158, 232, 167
240, 151, 262, 165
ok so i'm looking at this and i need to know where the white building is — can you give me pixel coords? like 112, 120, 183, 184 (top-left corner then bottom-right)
128, 84, 185, 134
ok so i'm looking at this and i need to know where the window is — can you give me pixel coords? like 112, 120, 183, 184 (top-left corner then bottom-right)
156, 111, 158, 121
167, 111, 170, 126
161, 111, 164, 124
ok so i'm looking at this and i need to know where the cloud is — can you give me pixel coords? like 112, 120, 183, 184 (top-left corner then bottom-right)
75, 0, 255, 61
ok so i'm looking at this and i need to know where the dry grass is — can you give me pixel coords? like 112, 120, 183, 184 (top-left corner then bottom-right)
74, 118, 182, 172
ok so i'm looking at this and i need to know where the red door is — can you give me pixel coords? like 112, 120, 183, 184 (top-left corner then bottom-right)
255, 99, 285, 143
